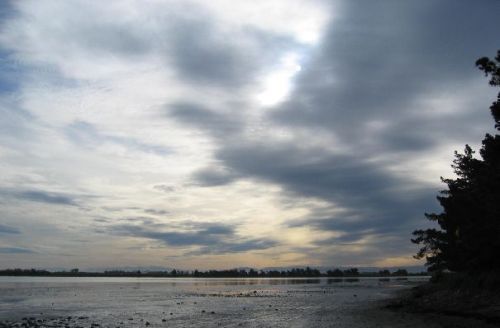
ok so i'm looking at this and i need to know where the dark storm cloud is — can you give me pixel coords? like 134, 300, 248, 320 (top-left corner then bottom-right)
0, 224, 20, 234
105, 221, 277, 254
272, 0, 500, 140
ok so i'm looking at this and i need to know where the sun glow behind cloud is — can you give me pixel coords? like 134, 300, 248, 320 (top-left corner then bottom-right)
257, 53, 303, 106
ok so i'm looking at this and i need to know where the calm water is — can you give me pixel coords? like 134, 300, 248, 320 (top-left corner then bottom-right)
0, 276, 429, 327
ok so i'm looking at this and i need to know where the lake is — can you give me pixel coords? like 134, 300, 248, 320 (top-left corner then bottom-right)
0, 276, 430, 327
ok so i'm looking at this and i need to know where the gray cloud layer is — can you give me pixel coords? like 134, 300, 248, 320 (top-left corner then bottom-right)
0, 224, 20, 235
0, 247, 35, 254
0, 188, 79, 206
273, 0, 500, 137
103, 221, 277, 255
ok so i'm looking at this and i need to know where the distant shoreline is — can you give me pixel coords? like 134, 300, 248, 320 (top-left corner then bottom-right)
0, 268, 428, 279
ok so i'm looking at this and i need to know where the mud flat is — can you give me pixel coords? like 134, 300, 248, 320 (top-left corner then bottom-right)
1, 276, 495, 327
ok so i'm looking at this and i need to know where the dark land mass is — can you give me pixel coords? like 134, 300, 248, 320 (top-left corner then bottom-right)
387, 272, 500, 327
0, 267, 426, 278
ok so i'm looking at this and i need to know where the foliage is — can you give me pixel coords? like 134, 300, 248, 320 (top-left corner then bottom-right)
0, 267, 425, 277
412, 50, 500, 272
392, 269, 408, 276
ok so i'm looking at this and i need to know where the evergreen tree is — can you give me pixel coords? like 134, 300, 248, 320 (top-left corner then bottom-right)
412, 50, 500, 272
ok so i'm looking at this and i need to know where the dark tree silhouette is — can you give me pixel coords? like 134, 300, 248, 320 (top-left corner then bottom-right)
391, 269, 408, 276
327, 268, 344, 277
412, 50, 500, 272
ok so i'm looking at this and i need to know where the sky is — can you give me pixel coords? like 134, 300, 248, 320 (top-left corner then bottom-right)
0, 0, 499, 271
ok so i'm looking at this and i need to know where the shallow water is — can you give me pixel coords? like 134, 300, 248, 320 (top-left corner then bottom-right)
0, 276, 429, 327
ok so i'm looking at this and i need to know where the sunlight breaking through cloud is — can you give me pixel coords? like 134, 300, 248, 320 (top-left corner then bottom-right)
257, 53, 303, 106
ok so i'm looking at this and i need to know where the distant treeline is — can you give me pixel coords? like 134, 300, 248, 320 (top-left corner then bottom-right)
0, 267, 426, 278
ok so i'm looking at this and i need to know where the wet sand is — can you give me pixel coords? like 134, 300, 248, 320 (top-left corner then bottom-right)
0, 277, 496, 327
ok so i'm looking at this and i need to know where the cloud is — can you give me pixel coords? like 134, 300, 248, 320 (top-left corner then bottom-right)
192, 167, 239, 187
167, 17, 255, 87
211, 143, 438, 235
187, 238, 277, 256
0, 224, 20, 234
272, 0, 500, 141
0, 189, 79, 206
144, 209, 169, 216
105, 221, 277, 255
93, 217, 111, 223
108, 222, 234, 246
66, 121, 171, 156
176, 0, 498, 247
168, 102, 243, 138
153, 185, 177, 193
0, 247, 35, 254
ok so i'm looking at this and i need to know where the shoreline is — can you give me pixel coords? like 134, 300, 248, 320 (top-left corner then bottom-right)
383, 283, 500, 327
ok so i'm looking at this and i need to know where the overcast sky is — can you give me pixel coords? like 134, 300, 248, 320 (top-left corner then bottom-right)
0, 0, 499, 270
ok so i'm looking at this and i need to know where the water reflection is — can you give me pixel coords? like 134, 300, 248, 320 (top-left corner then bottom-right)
327, 278, 343, 284
327, 278, 360, 284
191, 278, 322, 286
0, 276, 429, 287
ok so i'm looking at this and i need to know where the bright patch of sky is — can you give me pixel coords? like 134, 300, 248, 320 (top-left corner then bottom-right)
257, 52, 303, 106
